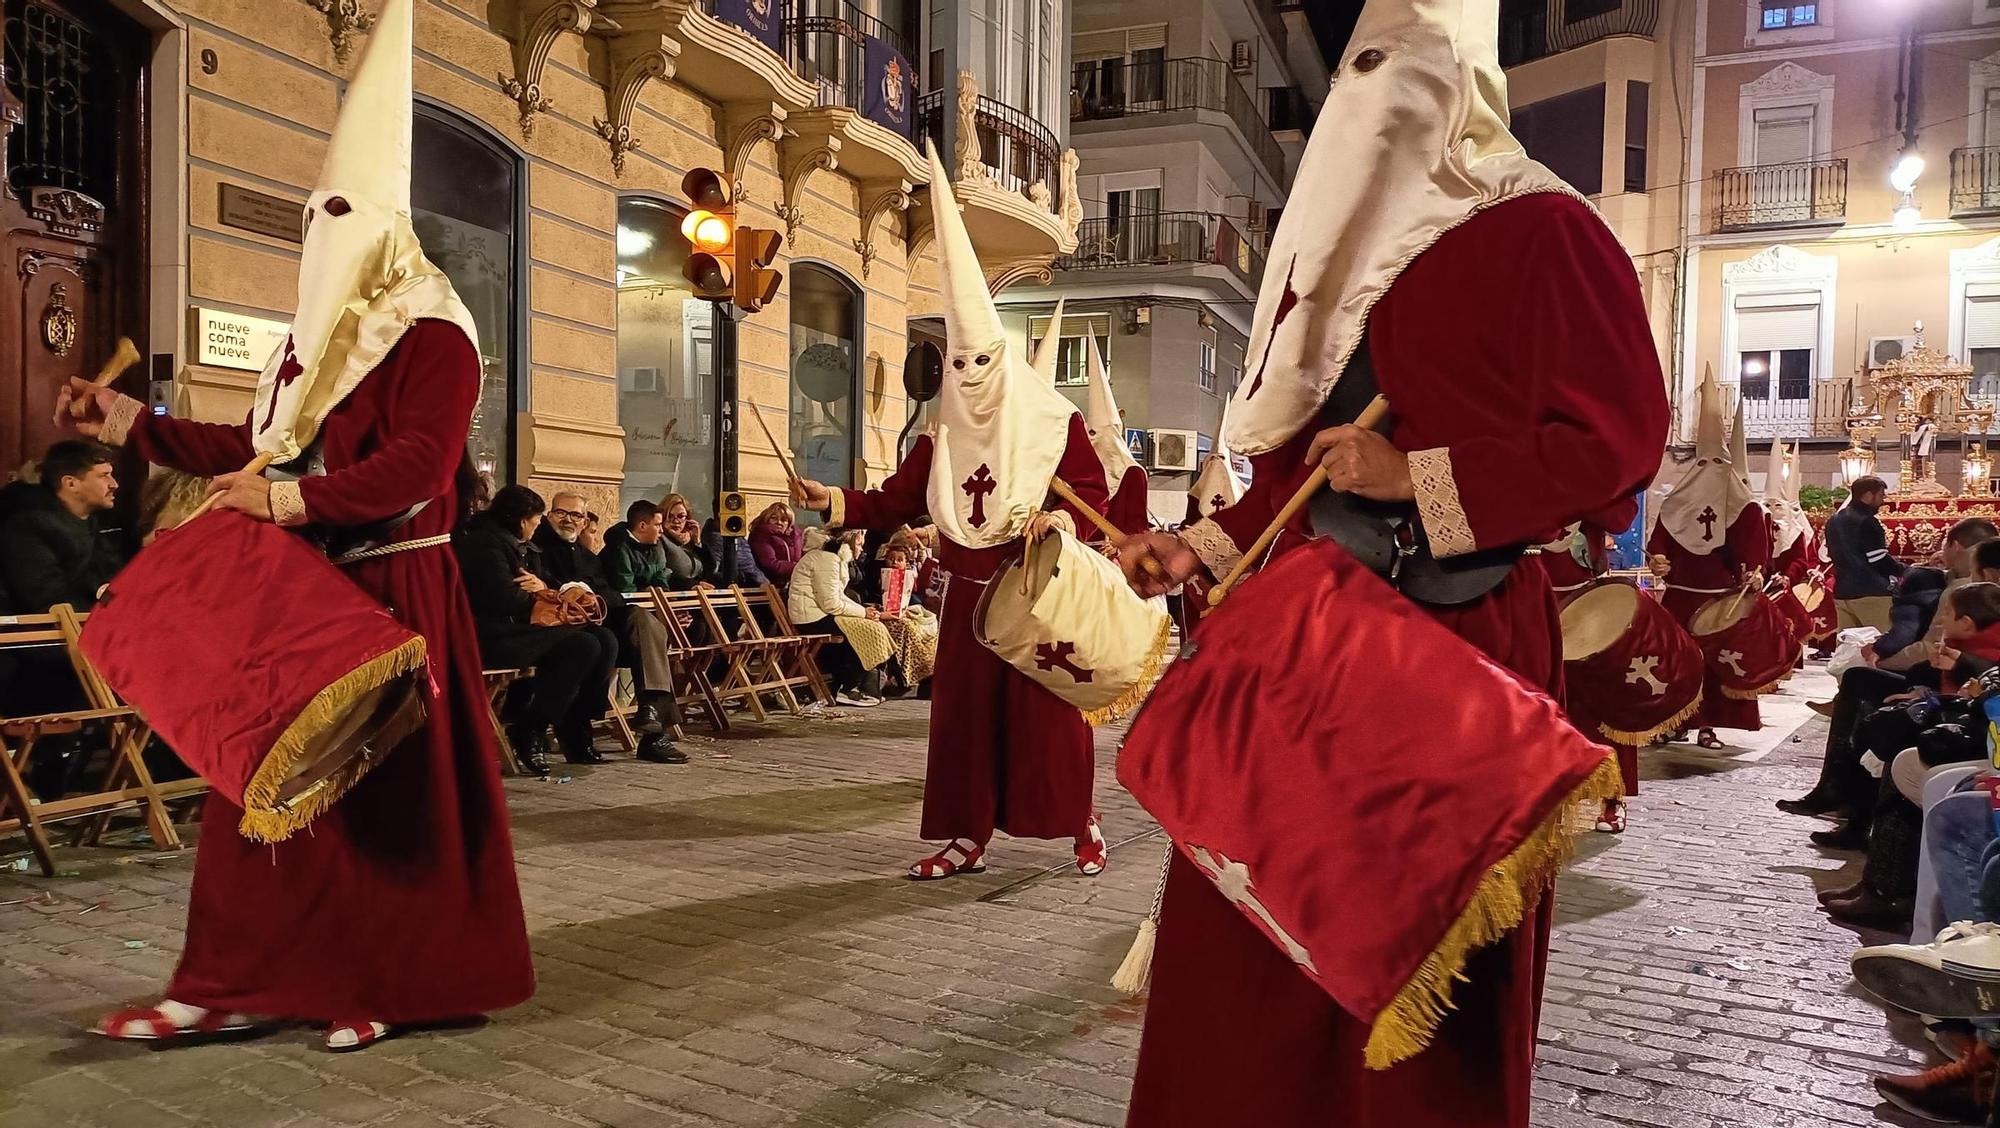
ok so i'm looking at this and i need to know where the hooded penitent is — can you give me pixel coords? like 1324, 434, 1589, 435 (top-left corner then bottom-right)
1221, 0, 1575, 456
1031, 299, 1066, 385
921, 142, 1081, 549
1657, 366, 1748, 556
1080, 335, 1143, 505
1729, 394, 1758, 519
1188, 413, 1248, 520
249, 0, 478, 465
1765, 440, 1812, 556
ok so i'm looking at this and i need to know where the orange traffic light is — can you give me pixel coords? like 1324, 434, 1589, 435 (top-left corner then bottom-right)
735, 227, 784, 313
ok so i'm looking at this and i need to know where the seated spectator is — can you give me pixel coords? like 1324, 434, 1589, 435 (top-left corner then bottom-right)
878, 534, 939, 696
454, 485, 619, 774
0, 440, 126, 614
135, 469, 211, 546
605, 499, 700, 593
750, 503, 804, 588
788, 528, 886, 707
658, 492, 711, 586
536, 493, 685, 764
701, 515, 767, 587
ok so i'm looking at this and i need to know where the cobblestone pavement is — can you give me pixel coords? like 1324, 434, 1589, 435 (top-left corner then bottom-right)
0, 691, 1940, 1127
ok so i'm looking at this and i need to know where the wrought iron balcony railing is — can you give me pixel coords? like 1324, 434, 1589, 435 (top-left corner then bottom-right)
1951, 147, 2000, 217
917, 90, 1064, 206
1069, 56, 1286, 186
783, 0, 912, 128
1710, 159, 1848, 232
1720, 378, 1856, 440
1054, 211, 1264, 284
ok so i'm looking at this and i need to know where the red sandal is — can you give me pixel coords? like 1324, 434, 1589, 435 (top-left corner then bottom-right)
1594, 799, 1627, 835
1075, 816, 1107, 876
325, 1020, 393, 1052
93, 1002, 257, 1042
908, 838, 986, 880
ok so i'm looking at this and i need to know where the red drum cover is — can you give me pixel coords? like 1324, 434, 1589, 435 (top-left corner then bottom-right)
1770, 585, 1812, 646
1562, 586, 1702, 746
1118, 539, 1618, 1071
1690, 592, 1797, 700
80, 510, 428, 842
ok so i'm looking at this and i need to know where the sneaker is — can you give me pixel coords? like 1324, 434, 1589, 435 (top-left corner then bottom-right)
1874, 1040, 1996, 1122
1593, 799, 1627, 834
1854, 923, 2000, 1019
835, 691, 882, 708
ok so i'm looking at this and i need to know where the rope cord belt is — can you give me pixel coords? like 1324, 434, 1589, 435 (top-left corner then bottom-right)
331, 534, 452, 567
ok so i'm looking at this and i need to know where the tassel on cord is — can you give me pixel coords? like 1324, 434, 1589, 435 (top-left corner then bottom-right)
1112, 841, 1178, 993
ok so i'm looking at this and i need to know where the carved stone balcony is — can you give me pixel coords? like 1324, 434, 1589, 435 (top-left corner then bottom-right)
915, 72, 1080, 291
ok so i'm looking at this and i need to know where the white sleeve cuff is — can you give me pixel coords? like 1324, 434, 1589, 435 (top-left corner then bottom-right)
1408, 447, 1477, 560
270, 480, 309, 527
1181, 518, 1243, 581
99, 394, 144, 447
828, 489, 848, 528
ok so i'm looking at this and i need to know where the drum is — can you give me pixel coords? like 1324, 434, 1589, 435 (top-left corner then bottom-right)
1689, 590, 1798, 700
1559, 583, 1702, 745
1770, 585, 1811, 647
80, 510, 428, 843
1793, 581, 1834, 643
974, 529, 1172, 724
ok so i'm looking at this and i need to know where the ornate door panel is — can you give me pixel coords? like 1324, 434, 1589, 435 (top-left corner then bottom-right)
0, 0, 147, 476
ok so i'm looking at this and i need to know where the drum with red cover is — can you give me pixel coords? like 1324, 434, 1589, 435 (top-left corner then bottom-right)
1559, 583, 1703, 746
1689, 590, 1798, 700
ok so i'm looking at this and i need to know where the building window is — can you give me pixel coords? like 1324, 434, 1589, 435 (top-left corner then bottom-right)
615, 197, 722, 517
1733, 300, 1818, 408
411, 105, 521, 485
1968, 294, 2000, 396
1199, 332, 1217, 393
1512, 85, 1606, 196
790, 263, 862, 491
1565, 0, 1621, 23
1761, 2, 1819, 30
1752, 104, 1816, 166
1029, 311, 1110, 388
1225, 342, 1243, 397
1624, 82, 1650, 193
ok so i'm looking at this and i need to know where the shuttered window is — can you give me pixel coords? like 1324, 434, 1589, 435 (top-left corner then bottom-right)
1753, 106, 1815, 166
1968, 295, 2000, 350
1736, 303, 1818, 352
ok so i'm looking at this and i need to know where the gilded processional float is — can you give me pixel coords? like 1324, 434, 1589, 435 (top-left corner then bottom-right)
1841, 323, 1999, 557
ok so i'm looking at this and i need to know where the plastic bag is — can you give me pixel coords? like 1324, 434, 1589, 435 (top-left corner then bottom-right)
1827, 627, 1884, 680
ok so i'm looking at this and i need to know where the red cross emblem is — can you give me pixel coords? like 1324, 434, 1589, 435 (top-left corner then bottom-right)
1697, 505, 1718, 542
962, 463, 997, 527
1034, 641, 1093, 683
259, 335, 305, 434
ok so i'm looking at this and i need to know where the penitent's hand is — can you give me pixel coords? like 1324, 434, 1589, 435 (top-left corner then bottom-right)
792, 478, 832, 511
1306, 424, 1413, 502
1118, 532, 1203, 599
53, 377, 119, 438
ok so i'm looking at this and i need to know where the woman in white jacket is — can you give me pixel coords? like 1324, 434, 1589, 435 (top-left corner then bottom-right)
788, 528, 884, 706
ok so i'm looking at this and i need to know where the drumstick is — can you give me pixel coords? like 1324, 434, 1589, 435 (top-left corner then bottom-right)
1208, 396, 1390, 607
747, 401, 801, 489
69, 337, 141, 418
1049, 476, 1167, 580
178, 452, 276, 528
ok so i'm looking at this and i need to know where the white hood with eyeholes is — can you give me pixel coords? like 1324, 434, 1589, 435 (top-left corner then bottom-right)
1658, 366, 1750, 556
248, 0, 478, 465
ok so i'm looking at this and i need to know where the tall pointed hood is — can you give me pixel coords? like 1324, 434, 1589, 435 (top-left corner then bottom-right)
1658, 366, 1749, 556
920, 143, 1081, 548
1222, 0, 1577, 455
248, 0, 478, 464
1728, 394, 1757, 514
1032, 299, 1066, 384
1189, 411, 1248, 519
1764, 439, 1812, 555
1081, 334, 1141, 490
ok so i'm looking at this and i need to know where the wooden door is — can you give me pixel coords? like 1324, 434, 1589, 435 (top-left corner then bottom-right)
0, 0, 149, 477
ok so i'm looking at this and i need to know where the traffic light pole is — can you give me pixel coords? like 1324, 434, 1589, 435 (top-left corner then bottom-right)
717, 302, 743, 586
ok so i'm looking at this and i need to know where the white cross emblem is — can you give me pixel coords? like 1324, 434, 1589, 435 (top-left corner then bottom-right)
1625, 655, 1668, 696
1188, 845, 1318, 975
1718, 649, 1746, 677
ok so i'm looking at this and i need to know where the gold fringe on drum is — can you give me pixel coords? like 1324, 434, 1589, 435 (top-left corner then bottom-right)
1079, 614, 1174, 727
1595, 690, 1703, 748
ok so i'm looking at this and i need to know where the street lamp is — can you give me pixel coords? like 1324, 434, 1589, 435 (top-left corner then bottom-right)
1893, 193, 1922, 231
1891, 151, 1925, 194
1840, 441, 1876, 484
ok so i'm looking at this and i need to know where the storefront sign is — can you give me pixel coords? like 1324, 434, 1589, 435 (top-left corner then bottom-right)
219, 184, 305, 244
191, 307, 287, 371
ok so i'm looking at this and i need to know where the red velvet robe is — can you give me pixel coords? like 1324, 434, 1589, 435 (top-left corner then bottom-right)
127, 320, 534, 1022
1541, 507, 1642, 794
1126, 195, 1668, 1128
835, 414, 1109, 843
1773, 531, 1835, 643
1106, 465, 1149, 535
1646, 504, 1770, 732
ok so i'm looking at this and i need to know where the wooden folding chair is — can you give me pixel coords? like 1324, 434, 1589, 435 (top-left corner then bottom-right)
482, 668, 529, 775
760, 584, 835, 706
600, 669, 644, 752
644, 588, 730, 733
689, 587, 769, 721
53, 606, 202, 851
731, 587, 808, 714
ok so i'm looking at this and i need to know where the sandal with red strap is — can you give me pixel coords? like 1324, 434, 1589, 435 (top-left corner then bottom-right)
1075, 817, 1107, 876
325, 1020, 393, 1053
908, 838, 986, 880
1593, 799, 1627, 835
93, 1001, 257, 1042
1696, 729, 1726, 750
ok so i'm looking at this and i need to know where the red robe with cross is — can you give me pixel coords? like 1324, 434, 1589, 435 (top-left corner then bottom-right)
1125, 195, 1668, 1128
117, 320, 535, 1022
1646, 503, 1770, 732
830, 414, 1109, 844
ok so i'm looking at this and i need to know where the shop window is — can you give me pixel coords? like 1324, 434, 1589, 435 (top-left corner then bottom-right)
790, 263, 862, 492
411, 105, 521, 485
615, 196, 722, 517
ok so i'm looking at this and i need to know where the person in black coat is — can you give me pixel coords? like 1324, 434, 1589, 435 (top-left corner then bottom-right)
454, 485, 619, 774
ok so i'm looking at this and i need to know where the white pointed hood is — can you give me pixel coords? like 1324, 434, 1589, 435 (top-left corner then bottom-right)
921, 143, 1080, 548
1189, 417, 1247, 519
1729, 395, 1758, 516
249, 0, 478, 464
1081, 335, 1140, 491
1032, 299, 1066, 384
1223, 0, 1580, 455
1764, 439, 1811, 555
1658, 366, 1749, 556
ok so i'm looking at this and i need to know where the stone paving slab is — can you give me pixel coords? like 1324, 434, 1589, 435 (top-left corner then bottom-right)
0, 693, 1936, 1127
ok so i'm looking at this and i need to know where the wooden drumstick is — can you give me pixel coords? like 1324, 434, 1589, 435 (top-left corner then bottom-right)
747, 401, 802, 490
178, 452, 276, 529
1207, 395, 1391, 607
1049, 476, 1167, 580
70, 336, 141, 418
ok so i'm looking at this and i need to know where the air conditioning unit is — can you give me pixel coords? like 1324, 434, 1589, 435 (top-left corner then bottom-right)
1870, 336, 1917, 369
627, 366, 661, 392
1230, 40, 1255, 74
1151, 428, 1199, 472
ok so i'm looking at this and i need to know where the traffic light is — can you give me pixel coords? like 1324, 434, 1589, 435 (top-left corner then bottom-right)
735, 227, 784, 313
681, 167, 736, 302
716, 489, 748, 537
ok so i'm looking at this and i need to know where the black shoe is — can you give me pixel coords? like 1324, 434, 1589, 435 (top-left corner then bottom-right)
556, 720, 605, 765
508, 724, 553, 777
633, 700, 667, 738
637, 735, 688, 764
1812, 822, 1869, 851
1825, 887, 1914, 929
1778, 791, 1841, 817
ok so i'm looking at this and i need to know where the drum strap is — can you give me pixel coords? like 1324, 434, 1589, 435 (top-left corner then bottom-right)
330, 533, 453, 567
269, 439, 430, 557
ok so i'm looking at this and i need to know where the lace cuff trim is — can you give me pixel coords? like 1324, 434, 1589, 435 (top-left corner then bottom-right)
828, 488, 848, 528
1409, 447, 1476, 559
99, 394, 143, 447
1181, 518, 1243, 581
270, 480, 309, 528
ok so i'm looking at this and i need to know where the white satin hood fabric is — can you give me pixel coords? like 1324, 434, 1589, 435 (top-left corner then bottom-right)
1081, 335, 1142, 492
249, 0, 478, 464
921, 143, 1079, 549
1659, 367, 1747, 556
1765, 440, 1812, 555
1222, 0, 1580, 455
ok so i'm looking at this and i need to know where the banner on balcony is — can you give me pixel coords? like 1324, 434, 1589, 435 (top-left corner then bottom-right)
863, 35, 916, 139
1211, 220, 1257, 287
713, 0, 782, 55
